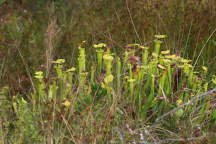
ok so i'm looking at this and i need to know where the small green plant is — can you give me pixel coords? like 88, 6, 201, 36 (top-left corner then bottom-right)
116, 57, 121, 96
78, 42, 87, 91
103, 53, 114, 103
94, 43, 106, 74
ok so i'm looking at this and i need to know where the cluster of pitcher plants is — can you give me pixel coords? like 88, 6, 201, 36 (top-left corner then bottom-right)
1, 35, 216, 143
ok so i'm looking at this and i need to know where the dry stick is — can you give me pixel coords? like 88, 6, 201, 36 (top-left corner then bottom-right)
139, 135, 205, 144
194, 28, 216, 67
0, 56, 6, 80
183, 20, 193, 57
158, 135, 206, 144
60, 114, 76, 143
153, 87, 216, 124
125, 0, 142, 44
138, 129, 206, 144
16, 40, 36, 95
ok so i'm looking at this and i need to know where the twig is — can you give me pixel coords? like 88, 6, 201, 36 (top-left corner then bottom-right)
125, 0, 142, 44
16, 40, 36, 94
194, 28, 216, 67
153, 87, 216, 124
157, 135, 205, 143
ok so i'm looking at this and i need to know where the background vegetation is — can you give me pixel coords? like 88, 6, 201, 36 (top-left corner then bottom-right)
0, 0, 216, 143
